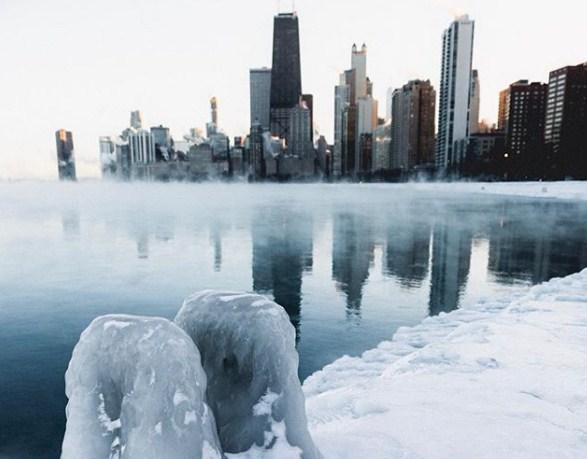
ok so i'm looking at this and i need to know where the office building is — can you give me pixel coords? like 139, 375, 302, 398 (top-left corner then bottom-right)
55, 129, 77, 181
372, 122, 392, 172
151, 125, 171, 149
469, 69, 481, 134
288, 100, 313, 159
99, 136, 116, 177
130, 110, 143, 130
250, 67, 272, 130
128, 129, 155, 165
333, 81, 351, 177
270, 12, 302, 141
351, 44, 367, 103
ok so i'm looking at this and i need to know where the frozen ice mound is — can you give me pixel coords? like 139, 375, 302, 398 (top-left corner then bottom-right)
176, 291, 322, 459
61, 315, 222, 459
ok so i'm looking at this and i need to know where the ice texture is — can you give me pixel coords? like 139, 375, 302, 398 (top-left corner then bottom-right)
175, 291, 322, 459
61, 315, 222, 459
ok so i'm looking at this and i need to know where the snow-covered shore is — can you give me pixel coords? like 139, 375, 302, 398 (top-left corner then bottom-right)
304, 269, 587, 458
409, 181, 587, 202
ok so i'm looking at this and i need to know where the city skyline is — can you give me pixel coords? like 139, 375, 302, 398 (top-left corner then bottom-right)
1, 0, 586, 179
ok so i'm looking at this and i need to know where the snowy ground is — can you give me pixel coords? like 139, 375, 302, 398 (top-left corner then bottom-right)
409, 180, 587, 202
304, 269, 587, 458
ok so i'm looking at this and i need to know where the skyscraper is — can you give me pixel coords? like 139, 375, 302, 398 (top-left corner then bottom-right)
128, 129, 155, 165
469, 69, 481, 134
391, 80, 436, 170
436, 15, 475, 171
350, 44, 378, 176
270, 12, 302, 141
288, 100, 313, 159
250, 67, 272, 130
498, 88, 509, 131
544, 62, 587, 179
333, 80, 350, 177
503, 80, 549, 179
130, 110, 143, 130
55, 129, 77, 181
351, 44, 367, 103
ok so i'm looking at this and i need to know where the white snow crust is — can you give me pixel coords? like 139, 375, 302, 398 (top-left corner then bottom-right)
305, 269, 587, 458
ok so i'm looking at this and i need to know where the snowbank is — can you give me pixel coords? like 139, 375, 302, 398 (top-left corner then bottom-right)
411, 181, 587, 202
305, 269, 587, 458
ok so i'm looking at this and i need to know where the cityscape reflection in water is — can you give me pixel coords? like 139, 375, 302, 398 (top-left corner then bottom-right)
0, 183, 586, 458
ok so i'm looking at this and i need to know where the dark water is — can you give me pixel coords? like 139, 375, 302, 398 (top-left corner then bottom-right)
1, 183, 586, 458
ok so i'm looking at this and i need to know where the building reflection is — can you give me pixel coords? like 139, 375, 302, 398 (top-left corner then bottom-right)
251, 208, 313, 339
429, 218, 473, 316
488, 202, 587, 284
332, 213, 375, 320
209, 221, 225, 272
61, 210, 80, 239
384, 216, 432, 289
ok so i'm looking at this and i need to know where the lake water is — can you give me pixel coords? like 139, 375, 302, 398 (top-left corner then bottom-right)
1, 182, 586, 458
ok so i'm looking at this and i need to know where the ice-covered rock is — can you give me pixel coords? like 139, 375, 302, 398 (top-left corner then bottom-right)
175, 291, 322, 459
61, 315, 222, 459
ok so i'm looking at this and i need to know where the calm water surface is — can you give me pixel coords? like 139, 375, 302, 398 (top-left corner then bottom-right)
1, 182, 586, 458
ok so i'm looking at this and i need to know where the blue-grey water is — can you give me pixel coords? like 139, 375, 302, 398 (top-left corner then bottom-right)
1, 182, 586, 458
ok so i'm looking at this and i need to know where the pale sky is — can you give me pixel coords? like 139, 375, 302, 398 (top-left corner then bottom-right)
1, 0, 585, 179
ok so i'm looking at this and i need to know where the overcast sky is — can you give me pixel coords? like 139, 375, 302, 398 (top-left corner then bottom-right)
1, 0, 585, 179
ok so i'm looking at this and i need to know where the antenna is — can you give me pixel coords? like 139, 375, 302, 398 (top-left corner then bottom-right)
292, 0, 296, 12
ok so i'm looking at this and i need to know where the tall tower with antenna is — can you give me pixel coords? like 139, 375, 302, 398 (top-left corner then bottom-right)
269, 12, 302, 141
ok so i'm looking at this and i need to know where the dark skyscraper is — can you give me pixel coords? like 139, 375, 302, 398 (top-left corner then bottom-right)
270, 12, 302, 141
55, 129, 77, 181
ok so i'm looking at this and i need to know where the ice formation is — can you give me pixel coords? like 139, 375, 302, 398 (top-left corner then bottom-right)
61, 315, 222, 459
175, 291, 322, 459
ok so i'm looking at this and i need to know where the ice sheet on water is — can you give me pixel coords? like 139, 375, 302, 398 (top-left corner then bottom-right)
175, 291, 322, 459
61, 315, 222, 459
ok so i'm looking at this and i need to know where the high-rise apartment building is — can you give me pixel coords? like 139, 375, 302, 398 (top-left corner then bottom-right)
250, 67, 272, 130
55, 129, 77, 181
544, 62, 587, 179
270, 12, 302, 141
391, 80, 436, 170
503, 80, 549, 178
436, 15, 475, 170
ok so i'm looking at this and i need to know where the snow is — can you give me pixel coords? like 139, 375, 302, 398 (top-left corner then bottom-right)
62, 315, 222, 459
175, 291, 322, 459
409, 180, 587, 202
304, 269, 587, 458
